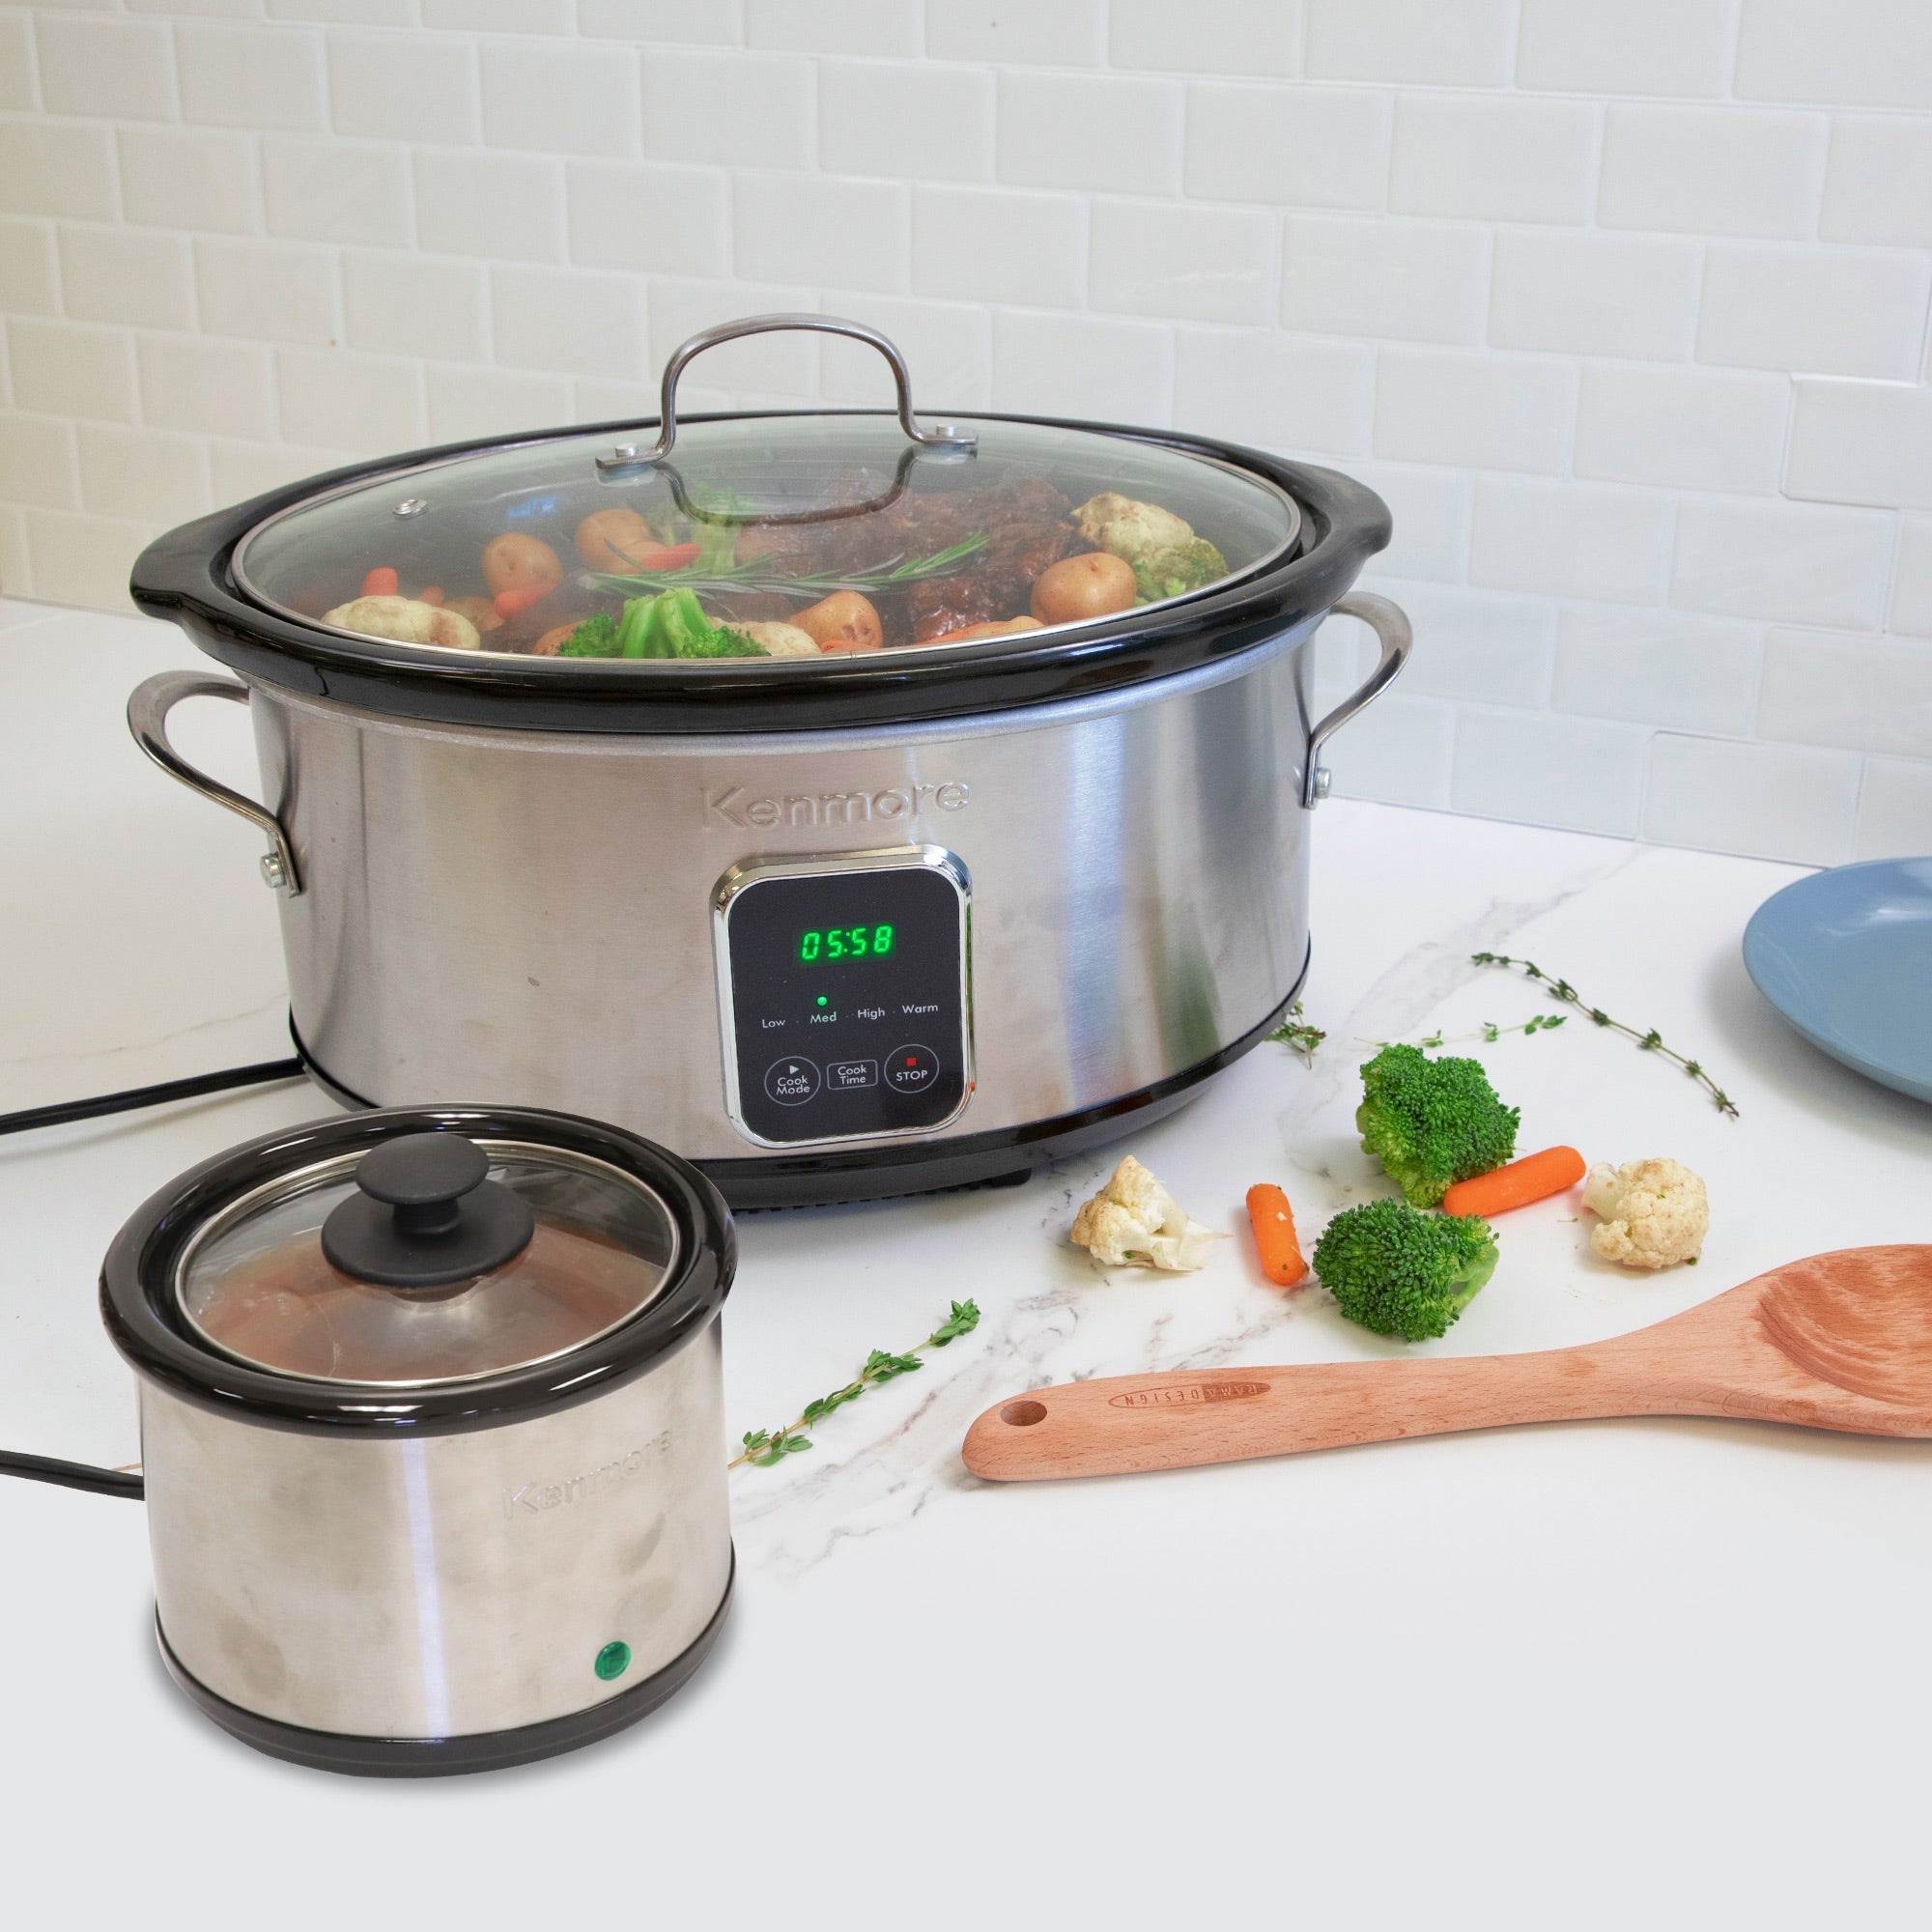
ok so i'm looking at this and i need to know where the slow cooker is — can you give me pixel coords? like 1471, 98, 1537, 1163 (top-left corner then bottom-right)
100, 1104, 735, 1776
128, 315, 1410, 1208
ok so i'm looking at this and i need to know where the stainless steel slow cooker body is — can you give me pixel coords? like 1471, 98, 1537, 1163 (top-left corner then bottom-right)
128, 318, 1409, 1208
100, 1106, 735, 1777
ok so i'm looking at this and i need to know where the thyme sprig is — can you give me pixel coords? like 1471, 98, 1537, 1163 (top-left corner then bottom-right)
731, 1299, 982, 1469
582, 534, 988, 605
1364, 1013, 1569, 1049
1471, 952, 1739, 1117
1266, 1001, 1326, 1065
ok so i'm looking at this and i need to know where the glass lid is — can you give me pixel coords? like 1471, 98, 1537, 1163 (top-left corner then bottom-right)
174, 1132, 679, 1388
233, 315, 1300, 668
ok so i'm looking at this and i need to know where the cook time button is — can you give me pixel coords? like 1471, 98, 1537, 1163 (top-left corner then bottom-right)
885, 1044, 939, 1094
764, 1057, 820, 1105
827, 1058, 877, 1090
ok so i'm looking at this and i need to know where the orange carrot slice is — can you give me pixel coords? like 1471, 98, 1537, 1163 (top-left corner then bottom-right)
1245, 1182, 1308, 1287
494, 582, 552, 619
417, 584, 444, 606
360, 565, 399, 597
1441, 1146, 1586, 1219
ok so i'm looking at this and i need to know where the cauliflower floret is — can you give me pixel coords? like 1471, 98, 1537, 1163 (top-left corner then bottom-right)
322, 594, 481, 653
731, 619, 822, 658
1070, 494, 1195, 568
1583, 1157, 1709, 1269
1070, 1154, 1219, 1272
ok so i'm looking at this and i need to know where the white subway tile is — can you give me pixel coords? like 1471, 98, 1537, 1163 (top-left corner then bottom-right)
1552, 605, 1763, 736
925, 1, 1105, 66
1644, 732, 1861, 866
818, 298, 990, 409
119, 127, 260, 235
1184, 84, 1389, 212
641, 51, 810, 170
482, 41, 639, 159
491, 265, 645, 382
426, 363, 574, 442
1854, 755, 1932, 861
1091, 200, 1271, 324
747, 0, 918, 53
1373, 582, 1554, 706
1350, 460, 1472, 582
58, 226, 196, 330
0, 221, 58, 317
0, 16, 33, 112
1453, 709, 1649, 837
647, 278, 819, 396
997, 73, 1181, 197
26, 508, 150, 612
1786, 379, 1932, 510
139, 335, 277, 439
0, 508, 28, 601
571, 376, 659, 422
1281, 216, 1491, 345
270, 1, 420, 19
568, 160, 730, 277
1518, 0, 1733, 97
38, 15, 177, 122
1390, 95, 1596, 225
579, 0, 743, 44
1319, 691, 1455, 809
1306, 0, 1516, 87
911, 187, 1083, 308
1576, 366, 1791, 495
1821, 117, 1932, 246
209, 438, 357, 505
1671, 497, 1892, 627
1375, 349, 1577, 475
194, 238, 341, 347
423, 0, 573, 28
1599, 106, 1827, 242
327, 33, 478, 145
344, 251, 488, 362
1698, 245, 1930, 380
131, 0, 263, 14
1490, 232, 1699, 360
736, 175, 908, 293
177, 23, 325, 131
989, 310, 1172, 423
276, 347, 425, 449
8, 319, 138, 423
76, 423, 211, 525
1115, 0, 1300, 76
1894, 517, 1932, 637
415, 151, 566, 262
263, 136, 410, 246
1173, 328, 1374, 456
819, 61, 991, 185
0, 122, 118, 220
1757, 630, 1932, 756
1736, 0, 1932, 112
0, 415, 80, 512
1471, 479, 1673, 605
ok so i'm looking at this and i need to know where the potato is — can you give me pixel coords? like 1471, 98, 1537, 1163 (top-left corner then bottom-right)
445, 594, 503, 635
481, 532, 562, 600
932, 616, 1045, 644
1030, 552, 1138, 626
792, 590, 883, 653
574, 507, 657, 572
732, 620, 822, 658
323, 595, 482, 653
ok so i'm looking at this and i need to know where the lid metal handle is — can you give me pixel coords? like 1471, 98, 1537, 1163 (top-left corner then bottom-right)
596, 313, 979, 475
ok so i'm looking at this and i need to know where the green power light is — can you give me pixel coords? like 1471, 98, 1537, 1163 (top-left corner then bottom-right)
594, 1640, 632, 1682
815, 995, 828, 1008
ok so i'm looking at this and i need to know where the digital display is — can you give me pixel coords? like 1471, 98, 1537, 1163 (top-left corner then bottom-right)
798, 923, 895, 964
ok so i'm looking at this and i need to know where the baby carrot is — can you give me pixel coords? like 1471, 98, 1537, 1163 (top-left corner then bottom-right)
493, 582, 551, 619
417, 584, 444, 607
360, 565, 399, 597
1440, 1146, 1586, 1219
1245, 1182, 1308, 1287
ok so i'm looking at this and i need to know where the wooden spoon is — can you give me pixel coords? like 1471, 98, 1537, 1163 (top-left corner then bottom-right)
962, 1245, 1932, 1483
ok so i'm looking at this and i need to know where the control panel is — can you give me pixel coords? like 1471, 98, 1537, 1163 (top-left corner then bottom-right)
714, 847, 973, 1147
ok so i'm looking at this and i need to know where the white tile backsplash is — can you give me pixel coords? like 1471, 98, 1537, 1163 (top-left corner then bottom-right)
2, 2, 1929, 869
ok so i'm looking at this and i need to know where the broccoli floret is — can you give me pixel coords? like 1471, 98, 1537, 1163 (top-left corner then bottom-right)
1356, 1043, 1520, 1208
1311, 1198, 1498, 1343
612, 588, 762, 660
1132, 537, 1228, 602
556, 613, 621, 658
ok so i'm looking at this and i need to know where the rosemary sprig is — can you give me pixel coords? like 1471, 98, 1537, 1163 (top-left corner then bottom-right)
582, 534, 987, 604
730, 1299, 982, 1469
1364, 1014, 1569, 1050
1266, 1000, 1326, 1065
1471, 952, 1739, 1117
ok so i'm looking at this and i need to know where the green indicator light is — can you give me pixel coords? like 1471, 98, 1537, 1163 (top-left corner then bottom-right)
815, 995, 828, 1008
594, 1640, 632, 1682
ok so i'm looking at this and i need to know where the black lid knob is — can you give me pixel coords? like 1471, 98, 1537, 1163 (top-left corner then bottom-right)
322, 1132, 535, 1289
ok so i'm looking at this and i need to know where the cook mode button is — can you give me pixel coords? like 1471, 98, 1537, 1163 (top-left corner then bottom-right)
827, 1059, 877, 1090
764, 1058, 820, 1105
885, 1044, 939, 1094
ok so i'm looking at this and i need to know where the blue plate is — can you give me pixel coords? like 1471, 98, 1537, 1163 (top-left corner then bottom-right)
1743, 857, 1932, 1105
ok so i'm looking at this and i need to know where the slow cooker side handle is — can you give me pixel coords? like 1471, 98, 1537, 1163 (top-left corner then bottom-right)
127, 670, 302, 895
1301, 592, 1413, 809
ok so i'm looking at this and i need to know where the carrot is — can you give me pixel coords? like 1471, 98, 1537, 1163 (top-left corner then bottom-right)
637, 541, 699, 571
1441, 1146, 1586, 1219
493, 582, 552, 619
1245, 1182, 1308, 1287
417, 584, 444, 607
360, 565, 399, 597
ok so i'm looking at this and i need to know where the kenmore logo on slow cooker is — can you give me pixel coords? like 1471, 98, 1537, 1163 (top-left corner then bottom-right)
503, 1432, 669, 1519
705, 781, 969, 829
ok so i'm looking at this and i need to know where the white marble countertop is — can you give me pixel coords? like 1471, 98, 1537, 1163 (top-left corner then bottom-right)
4, 596, 1930, 1928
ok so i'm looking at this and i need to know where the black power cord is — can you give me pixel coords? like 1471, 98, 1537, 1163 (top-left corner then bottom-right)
2, 1046, 310, 1501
